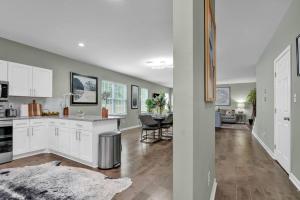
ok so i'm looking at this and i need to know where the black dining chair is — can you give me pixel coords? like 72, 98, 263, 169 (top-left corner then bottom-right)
161, 113, 173, 138
138, 115, 160, 143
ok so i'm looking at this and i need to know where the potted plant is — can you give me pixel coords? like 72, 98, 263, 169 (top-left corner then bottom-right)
154, 92, 167, 115
246, 89, 256, 125
145, 98, 156, 113
101, 91, 111, 118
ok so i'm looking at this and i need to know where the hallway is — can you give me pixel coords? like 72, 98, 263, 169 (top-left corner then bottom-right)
215, 127, 300, 199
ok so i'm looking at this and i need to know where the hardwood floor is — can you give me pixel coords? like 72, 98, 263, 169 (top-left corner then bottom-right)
1, 127, 300, 200
0, 128, 173, 200
215, 127, 300, 200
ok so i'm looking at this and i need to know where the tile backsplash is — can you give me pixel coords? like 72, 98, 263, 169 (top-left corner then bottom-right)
8, 97, 64, 115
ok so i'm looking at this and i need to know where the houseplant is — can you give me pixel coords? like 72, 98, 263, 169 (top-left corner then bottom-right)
246, 89, 256, 125
145, 98, 156, 113
154, 92, 167, 115
101, 91, 111, 118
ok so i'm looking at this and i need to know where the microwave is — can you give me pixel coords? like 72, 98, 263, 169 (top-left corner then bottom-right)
0, 81, 8, 102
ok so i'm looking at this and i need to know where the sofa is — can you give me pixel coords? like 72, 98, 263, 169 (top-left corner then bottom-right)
219, 109, 237, 123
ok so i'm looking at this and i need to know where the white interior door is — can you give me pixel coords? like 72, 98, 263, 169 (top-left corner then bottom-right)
274, 45, 291, 173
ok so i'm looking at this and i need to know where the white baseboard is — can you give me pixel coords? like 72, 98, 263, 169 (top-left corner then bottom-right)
210, 179, 217, 200
121, 125, 141, 131
290, 173, 300, 191
252, 130, 275, 159
13, 149, 47, 160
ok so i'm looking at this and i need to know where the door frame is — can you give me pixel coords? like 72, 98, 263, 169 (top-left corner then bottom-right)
273, 45, 291, 173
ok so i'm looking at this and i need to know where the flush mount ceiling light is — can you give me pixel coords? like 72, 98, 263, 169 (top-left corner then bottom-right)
78, 42, 85, 47
145, 59, 173, 69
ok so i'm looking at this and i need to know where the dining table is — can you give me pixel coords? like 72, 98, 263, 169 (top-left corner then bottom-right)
152, 115, 166, 140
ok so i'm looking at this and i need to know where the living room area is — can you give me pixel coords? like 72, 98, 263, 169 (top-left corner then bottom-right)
215, 82, 256, 130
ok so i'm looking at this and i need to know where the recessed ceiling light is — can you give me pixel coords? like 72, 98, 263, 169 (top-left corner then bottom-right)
78, 42, 85, 47
145, 59, 173, 69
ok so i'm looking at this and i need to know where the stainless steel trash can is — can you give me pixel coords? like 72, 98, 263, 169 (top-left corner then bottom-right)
98, 131, 121, 169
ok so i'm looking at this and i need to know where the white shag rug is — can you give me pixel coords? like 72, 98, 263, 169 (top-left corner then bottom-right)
0, 161, 132, 200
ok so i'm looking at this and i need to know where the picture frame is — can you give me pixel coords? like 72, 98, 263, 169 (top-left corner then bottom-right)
216, 87, 231, 106
131, 85, 139, 109
70, 72, 98, 105
204, 0, 216, 102
297, 34, 300, 76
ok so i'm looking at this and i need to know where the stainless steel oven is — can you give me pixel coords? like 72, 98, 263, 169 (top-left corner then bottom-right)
0, 81, 9, 102
0, 119, 13, 164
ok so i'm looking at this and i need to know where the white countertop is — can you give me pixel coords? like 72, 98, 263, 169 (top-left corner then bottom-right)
0, 115, 124, 122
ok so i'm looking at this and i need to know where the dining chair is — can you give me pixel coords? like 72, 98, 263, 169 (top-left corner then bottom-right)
161, 113, 173, 138
138, 114, 160, 143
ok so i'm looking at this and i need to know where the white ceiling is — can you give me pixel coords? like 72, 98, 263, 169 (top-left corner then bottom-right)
216, 0, 292, 84
0, 0, 173, 87
0, 0, 292, 87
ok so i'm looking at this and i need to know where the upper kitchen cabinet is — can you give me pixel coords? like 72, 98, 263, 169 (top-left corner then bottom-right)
8, 62, 32, 96
8, 62, 53, 97
0, 60, 8, 81
32, 67, 53, 97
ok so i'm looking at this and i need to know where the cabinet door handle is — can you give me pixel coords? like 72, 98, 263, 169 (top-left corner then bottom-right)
79, 131, 81, 141
32, 127, 34, 136
57, 128, 59, 136
75, 130, 78, 140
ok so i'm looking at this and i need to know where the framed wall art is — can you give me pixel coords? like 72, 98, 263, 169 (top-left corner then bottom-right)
70, 72, 98, 105
297, 34, 300, 76
216, 87, 231, 106
204, 0, 216, 102
131, 85, 139, 109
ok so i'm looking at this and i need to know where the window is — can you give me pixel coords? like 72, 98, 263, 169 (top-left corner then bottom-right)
165, 93, 170, 110
101, 80, 127, 114
140, 88, 149, 113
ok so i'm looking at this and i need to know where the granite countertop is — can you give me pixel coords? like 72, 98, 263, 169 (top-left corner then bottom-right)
0, 115, 124, 122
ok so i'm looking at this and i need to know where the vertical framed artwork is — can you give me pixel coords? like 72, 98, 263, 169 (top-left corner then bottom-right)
70, 72, 98, 104
131, 85, 139, 109
216, 87, 231, 106
297, 34, 300, 76
204, 0, 216, 102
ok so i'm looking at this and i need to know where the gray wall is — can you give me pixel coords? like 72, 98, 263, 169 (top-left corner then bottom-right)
256, 0, 300, 180
0, 37, 170, 129
173, 0, 215, 199
217, 82, 256, 120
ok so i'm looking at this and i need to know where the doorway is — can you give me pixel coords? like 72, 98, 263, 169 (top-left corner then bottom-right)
274, 45, 291, 173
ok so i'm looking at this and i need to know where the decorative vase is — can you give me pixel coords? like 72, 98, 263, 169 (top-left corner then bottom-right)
101, 107, 108, 118
63, 107, 69, 116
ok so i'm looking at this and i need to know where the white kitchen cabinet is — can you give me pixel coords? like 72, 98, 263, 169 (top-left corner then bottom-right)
58, 127, 70, 155
0, 60, 8, 81
13, 118, 118, 168
31, 126, 47, 151
69, 129, 93, 162
79, 130, 93, 162
13, 127, 30, 155
48, 126, 59, 151
8, 62, 32, 96
7, 61, 53, 97
70, 129, 80, 158
32, 67, 52, 97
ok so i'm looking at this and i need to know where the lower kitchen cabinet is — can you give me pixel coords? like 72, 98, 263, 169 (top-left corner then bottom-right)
70, 129, 80, 158
13, 118, 118, 167
13, 127, 30, 155
31, 126, 47, 151
70, 129, 93, 163
48, 125, 59, 151
58, 127, 70, 155
13, 125, 46, 155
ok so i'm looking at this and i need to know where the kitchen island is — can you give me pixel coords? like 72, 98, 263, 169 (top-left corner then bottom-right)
11, 115, 123, 168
